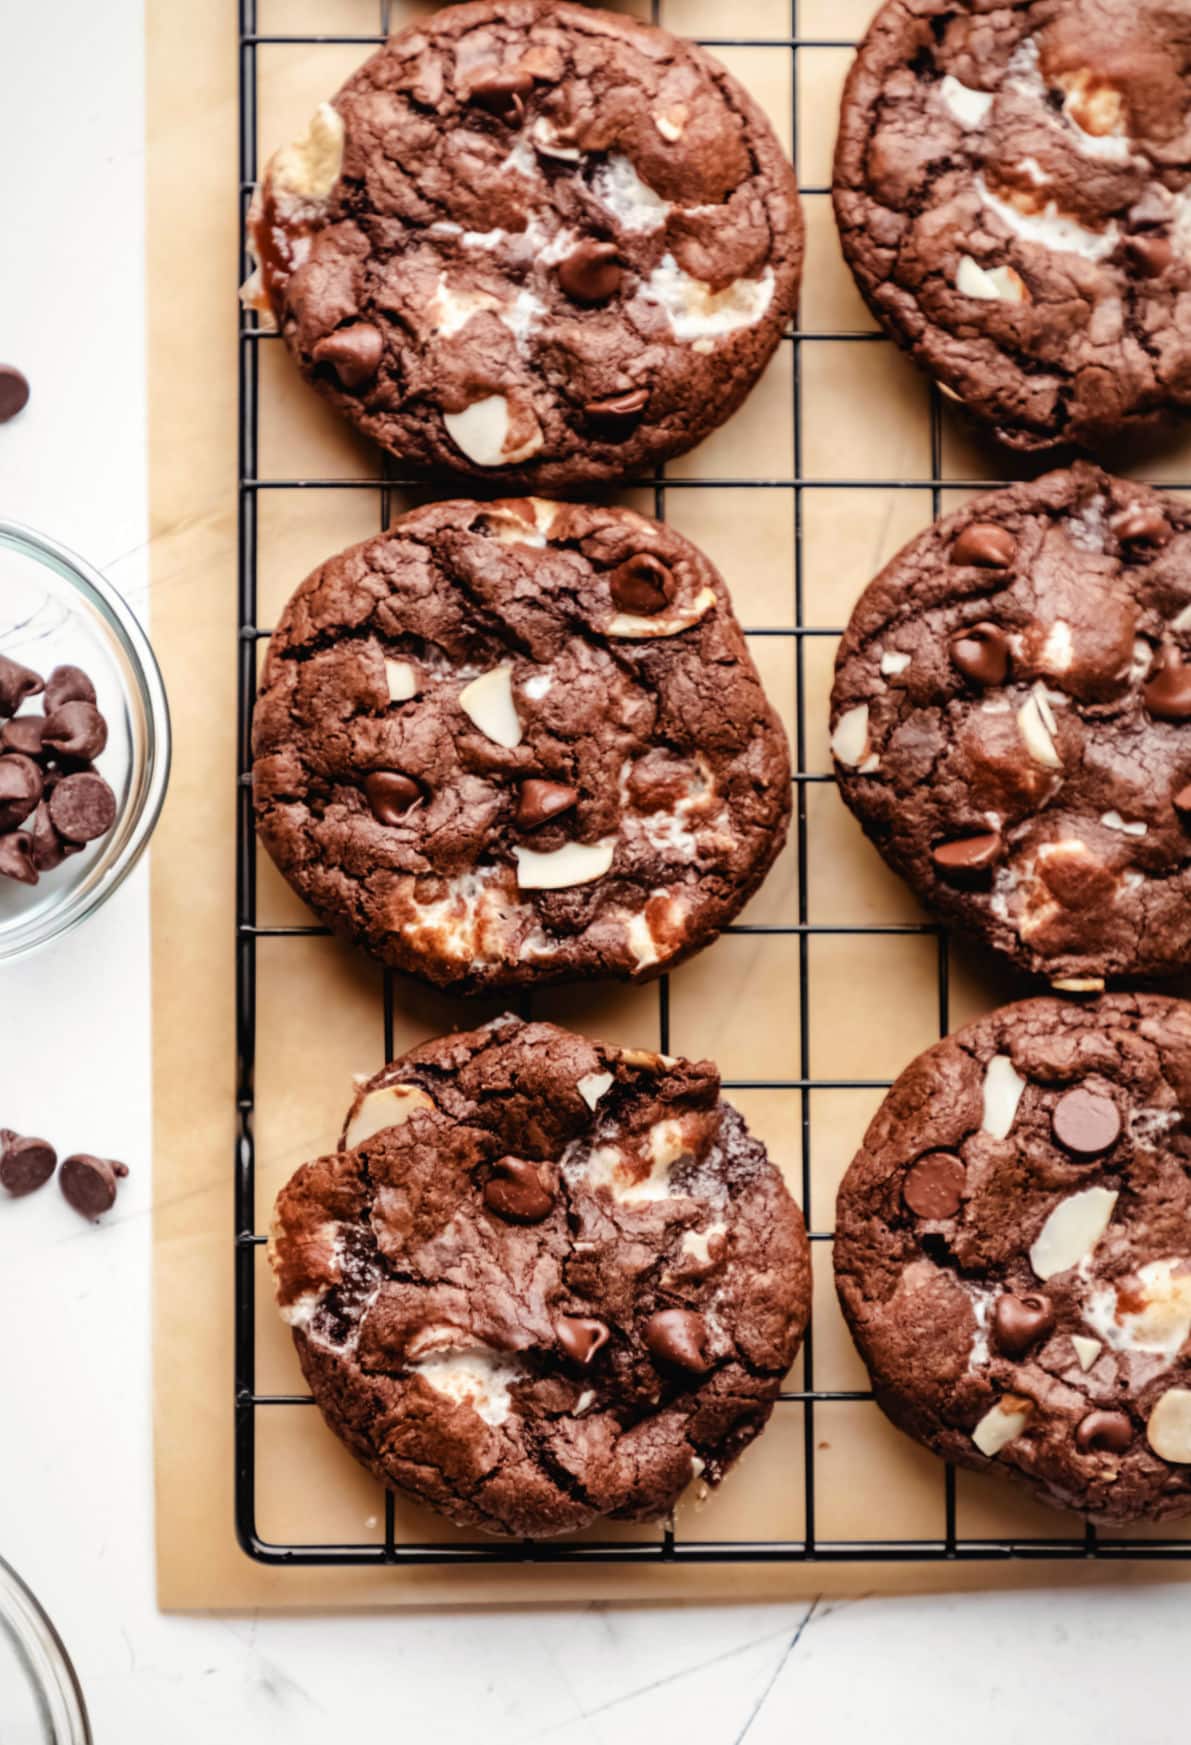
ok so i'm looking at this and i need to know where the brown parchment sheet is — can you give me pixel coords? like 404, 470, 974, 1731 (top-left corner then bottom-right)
150, 0, 1191, 1610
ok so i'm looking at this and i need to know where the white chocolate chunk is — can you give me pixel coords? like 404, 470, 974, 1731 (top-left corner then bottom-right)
1071, 1334, 1102, 1372
981, 1054, 1026, 1140
513, 838, 616, 890
830, 703, 870, 768
1051, 976, 1105, 993
940, 74, 994, 128
681, 1222, 726, 1267
574, 1389, 596, 1414
345, 1083, 434, 1149
1017, 685, 1062, 769
957, 255, 1029, 303
430, 276, 502, 336
411, 1348, 522, 1426
531, 117, 581, 162
1029, 1187, 1118, 1281
1147, 1388, 1191, 1462
270, 102, 345, 201
523, 672, 552, 699
385, 658, 419, 703
443, 395, 542, 467
607, 586, 716, 640
880, 650, 912, 676
625, 910, 660, 969
1171, 604, 1191, 635
1086, 1259, 1191, 1360
591, 153, 670, 231
640, 254, 775, 341
1100, 811, 1147, 837
1039, 621, 1073, 675
577, 1071, 614, 1110
458, 665, 522, 748
976, 175, 1120, 263
972, 1396, 1033, 1457
655, 109, 686, 142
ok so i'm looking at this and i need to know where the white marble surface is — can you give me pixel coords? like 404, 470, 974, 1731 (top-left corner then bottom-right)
1, 4, 1189, 1740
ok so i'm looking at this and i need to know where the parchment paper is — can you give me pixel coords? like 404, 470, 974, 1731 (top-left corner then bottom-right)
150, 0, 1191, 1609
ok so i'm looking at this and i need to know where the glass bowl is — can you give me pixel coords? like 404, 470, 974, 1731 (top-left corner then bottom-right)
0, 1557, 90, 1742
0, 521, 170, 962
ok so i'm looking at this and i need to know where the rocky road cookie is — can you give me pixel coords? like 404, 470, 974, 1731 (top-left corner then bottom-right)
243, 0, 802, 486
269, 1016, 810, 1537
830, 464, 1191, 987
835, 994, 1191, 1525
834, 0, 1191, 451
253, 498, 790, 992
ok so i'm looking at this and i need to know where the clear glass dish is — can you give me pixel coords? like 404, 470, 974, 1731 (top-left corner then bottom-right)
0, 521, 170, 961
0, 1557, 90, 1743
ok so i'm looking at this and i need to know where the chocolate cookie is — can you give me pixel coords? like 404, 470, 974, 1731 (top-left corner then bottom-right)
834, 0, 1191, 451
835, 994, 1191, 1525
830, 464, 1191, 987
269, 1016, 811, 1537
253, 498, 791, 992
243, 0, 802, 486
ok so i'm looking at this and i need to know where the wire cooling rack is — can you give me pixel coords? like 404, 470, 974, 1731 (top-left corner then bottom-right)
234, 0, 1191, 1566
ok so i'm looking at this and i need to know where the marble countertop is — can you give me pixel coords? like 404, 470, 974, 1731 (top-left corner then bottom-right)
1, 4, 1186, 1740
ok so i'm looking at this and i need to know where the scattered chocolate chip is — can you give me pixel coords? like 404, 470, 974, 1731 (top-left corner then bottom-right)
992, 1292, 1055, 1358
951, 523, 1016, 568
931, 831, 1001, 875
467, 66, 533, 122
516, 778, 578, 830
0, 831, 36, 884
48, 770, 117, 843
609, 553, 675, 616
1124, 234, 1172, 279
557, 239, 622, 305
482, 1156, 554, 1223
0, 754, 43, 830
556, 1315, 609, 1365
1110, 502, 1170, 545
949, 622, 1010, 687
1, 715, 45, 757
59, 1153, 128, 1221
29, 800, 71, 871
583, 387, 649, 426
312, 323, 385, 390
0, 655, 43, 718
903, 1150, 965, 1219
1144, 649, 1191, 721
644, 1308, 711, 1375
0, 366, 30, 424
364, 770, 421, 826
0, 1131, 57, 1197
1075, 1409, 1133, 1454
1051, 1086, 1121, 1158
43, 665, 96, 713
41, 700, 108, 762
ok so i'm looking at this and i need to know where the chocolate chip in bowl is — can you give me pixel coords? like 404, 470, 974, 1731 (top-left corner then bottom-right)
0, 521, 169, 962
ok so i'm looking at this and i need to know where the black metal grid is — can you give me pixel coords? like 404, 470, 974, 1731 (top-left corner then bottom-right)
234, 0, 1191, 1567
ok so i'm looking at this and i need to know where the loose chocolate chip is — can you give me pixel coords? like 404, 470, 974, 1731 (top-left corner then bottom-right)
1174, 782, 1191, 821
48, 771, 118, 843
29, 800, 71, 871
644, 1308, 711, 1375
1051, 1086, 1121, 1158
931, 831, 1001, 875
992, 1292, 1055, 1358
951, 523, 1016, 568
584, 388, 650, 426
0, 832, 36, 885
1075, 1410, 1133, 1455
1, 716, 45, 756
609, 554, 675, 616
556, 1315, 609, 1365
557, 239, 622, 305
467, 66, 533, 122
903, 1151, 965, 1219
950, 622, 1010, 687
43, 665, 96, 713
517, 778, 578, 830
482, 1156, 554, 1223
0, 754, 43, 829
41, 701, 107, 762
1144, 649, 1191, 721
364, 770, 421, 826
0, 1131, 57, 1197
311, 323, 385, 390
0, 654, 43, 718
1110, 502, 1170, 545
0, 366, 30, 423
59, 1153, 128, 1220
1124, 234, 1172, 279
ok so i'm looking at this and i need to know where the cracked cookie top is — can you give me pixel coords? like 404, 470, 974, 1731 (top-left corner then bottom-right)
252, 496, 791, 993
269, 1015, 810, 1538
835, 994, 1191, 1525
241, 0, 802, 487
833, 0, 1191, 451
830, 464, 1191, 986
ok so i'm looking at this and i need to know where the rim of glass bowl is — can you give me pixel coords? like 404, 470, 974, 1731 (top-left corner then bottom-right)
0, 1556, 91, 1744
0, 520, 171, 964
